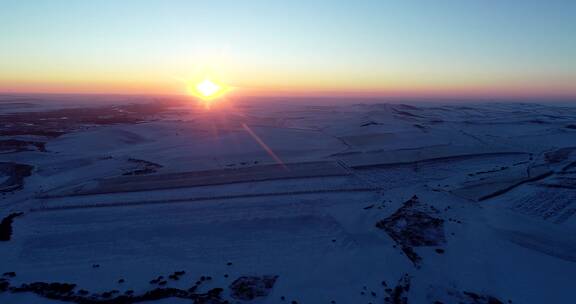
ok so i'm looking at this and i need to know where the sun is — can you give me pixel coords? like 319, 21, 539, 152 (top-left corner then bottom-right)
196, 79, 220, 98
189, 78, 229, 102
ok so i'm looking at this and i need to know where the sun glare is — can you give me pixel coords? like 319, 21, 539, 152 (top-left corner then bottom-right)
187, 78, 230, 109
197, 79, 220, 97
189, 78, 228, 99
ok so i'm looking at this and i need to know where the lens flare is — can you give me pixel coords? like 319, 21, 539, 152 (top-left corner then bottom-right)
241, 123, 288, 169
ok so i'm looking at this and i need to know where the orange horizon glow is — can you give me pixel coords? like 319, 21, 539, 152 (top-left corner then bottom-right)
186, 78, 231, 109
1, 78, 575, 100
2, 67, 576, 100
1, 1, 575, 102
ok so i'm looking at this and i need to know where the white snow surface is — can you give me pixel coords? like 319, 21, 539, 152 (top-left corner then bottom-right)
1, 95, 576, 303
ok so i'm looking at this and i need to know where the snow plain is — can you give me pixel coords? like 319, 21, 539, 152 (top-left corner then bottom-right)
1, 94, 575, 303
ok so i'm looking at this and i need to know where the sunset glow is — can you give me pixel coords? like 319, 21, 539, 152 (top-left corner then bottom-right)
190, 79, 228, 100
196, 80, 221, 98
0, 1, 574, 100
1, 2, 575, 301
186, 78, 230, 109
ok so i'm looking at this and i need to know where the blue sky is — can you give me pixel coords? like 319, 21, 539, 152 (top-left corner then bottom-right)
1, 0, 575, 97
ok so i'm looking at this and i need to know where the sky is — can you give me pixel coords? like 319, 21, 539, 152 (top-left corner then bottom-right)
0, 0, 575, 99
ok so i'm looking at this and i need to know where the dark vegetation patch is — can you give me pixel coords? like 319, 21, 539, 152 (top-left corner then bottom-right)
376, 195, 446, 267
360, 121, 382, 127
0, 269, 279, 303
565, 124, 576, 129
0, 162, 33, 193
396, 104, 421, 111
413, 124, 428, 132
0, 102, 37, 110
468, 166, 509, 176
0, 102, 169, 138
0, 272, 231, 304
429, 288, 509, 304
122, 158, 163, 176
382, 274, 411, 304
561, 161, 576, 173
224, 160, 260, 168
0, 139, 46, 153
0, 129, 66, 137
537, 176, 576, 190
229, 275, 278, 301
545, 147, 576, 163
393, 109, 423, 119
0, 212, 24, 241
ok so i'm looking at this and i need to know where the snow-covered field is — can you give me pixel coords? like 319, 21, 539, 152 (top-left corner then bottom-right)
1, 94, 575, 303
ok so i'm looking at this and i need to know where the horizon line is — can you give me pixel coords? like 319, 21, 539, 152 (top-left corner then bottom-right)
1, 89, 575, 103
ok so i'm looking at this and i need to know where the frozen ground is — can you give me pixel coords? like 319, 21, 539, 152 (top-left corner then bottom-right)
1, 94, 575, 303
